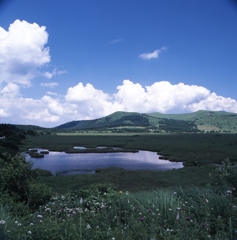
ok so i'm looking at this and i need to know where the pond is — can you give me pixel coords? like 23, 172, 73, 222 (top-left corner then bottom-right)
25, 149, 183, 175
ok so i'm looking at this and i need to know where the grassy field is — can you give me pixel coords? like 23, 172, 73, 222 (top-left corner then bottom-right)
36, 166, 214, 194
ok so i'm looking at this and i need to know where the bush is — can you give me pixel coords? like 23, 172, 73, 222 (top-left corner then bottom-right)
28, 183, 53, 209
0, 153, 52, 208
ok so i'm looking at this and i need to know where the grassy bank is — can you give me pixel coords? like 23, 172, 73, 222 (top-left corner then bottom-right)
37, 166, 214, 194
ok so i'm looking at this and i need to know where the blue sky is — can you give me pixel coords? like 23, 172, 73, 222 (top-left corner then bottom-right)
0, 0, 237, 127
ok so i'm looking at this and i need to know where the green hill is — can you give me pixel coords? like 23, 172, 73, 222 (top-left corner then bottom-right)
55, 112, 150, 130
147, 110, 237, 133
55, 110, 237, 133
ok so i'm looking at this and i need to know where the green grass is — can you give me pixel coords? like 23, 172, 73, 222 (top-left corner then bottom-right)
1, 185, 236, 239
36, 166, 214, 195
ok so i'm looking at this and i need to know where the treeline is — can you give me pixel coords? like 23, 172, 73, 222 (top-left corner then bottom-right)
158, 119, 199, 133
0, 124, 41, 153
0, 124, 27, 152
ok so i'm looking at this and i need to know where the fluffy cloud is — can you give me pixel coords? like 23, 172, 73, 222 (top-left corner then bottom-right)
65, 83, 109, 102
0, 19, 50, 85
65, 82, 122, 119
189, 93, 237, 113
1, 79, 237, 127
0, 83, 20, 97
139, 47, 167, 60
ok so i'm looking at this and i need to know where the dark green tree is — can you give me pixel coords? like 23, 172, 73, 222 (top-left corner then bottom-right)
0, 153, 52, 209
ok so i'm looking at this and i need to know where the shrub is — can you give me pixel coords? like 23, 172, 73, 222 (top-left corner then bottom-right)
28, 183, 53, 209
211, 158, 237, 196
0, 153, 52, 208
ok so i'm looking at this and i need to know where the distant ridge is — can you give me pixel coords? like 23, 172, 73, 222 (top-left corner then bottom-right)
55, 110, 237, 133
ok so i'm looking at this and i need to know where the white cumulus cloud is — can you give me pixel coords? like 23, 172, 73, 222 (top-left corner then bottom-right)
188, 93, 237, 113
114, 80, 212, 113
65, 82, 122, 119
0, 83, 20, 97
0, 19, 50, 85
139, 47, 167, 60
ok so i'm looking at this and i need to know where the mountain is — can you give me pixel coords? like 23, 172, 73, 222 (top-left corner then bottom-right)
55, 112, 150, 130
55, 110, 237, 133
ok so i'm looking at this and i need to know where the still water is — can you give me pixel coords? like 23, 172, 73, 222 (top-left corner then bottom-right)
27, 150, 183, 175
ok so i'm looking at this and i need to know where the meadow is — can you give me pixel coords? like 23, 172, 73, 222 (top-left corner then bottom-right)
1, 172, 237, 239
1, 132, 237, 239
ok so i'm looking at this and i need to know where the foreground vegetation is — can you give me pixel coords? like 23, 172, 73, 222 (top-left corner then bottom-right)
0, 157, 237, 239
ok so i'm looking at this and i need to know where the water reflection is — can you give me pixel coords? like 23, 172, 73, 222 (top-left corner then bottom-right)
28, 150, 183, 175
73, 146, 86, 150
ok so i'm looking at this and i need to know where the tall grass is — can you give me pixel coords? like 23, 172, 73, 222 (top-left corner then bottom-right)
1, 185, 236, 239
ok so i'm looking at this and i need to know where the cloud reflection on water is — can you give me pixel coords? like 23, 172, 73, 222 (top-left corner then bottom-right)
30, 150, 183, 175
